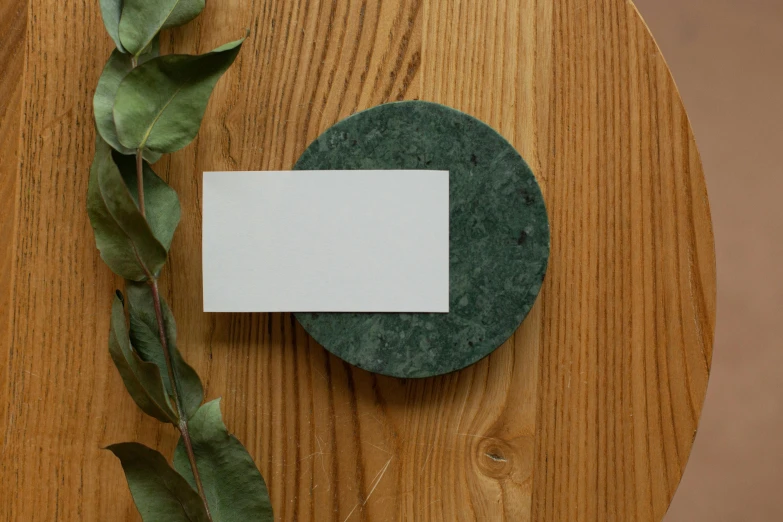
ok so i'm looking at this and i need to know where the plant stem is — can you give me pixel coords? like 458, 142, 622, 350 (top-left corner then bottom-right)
150, 280, 213, 521
136, 150, 146, 216
135, 152, 213, 520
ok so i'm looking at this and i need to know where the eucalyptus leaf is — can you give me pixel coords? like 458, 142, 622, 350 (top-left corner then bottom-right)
108, 293, 177, 424
95, 51, 134, 154
113, 152, 180, 250
87, 136, 168, 281
107, 443, 210, 522
140, 36, 162, 61
174, 400, 274, 521
126, 281, 203, 420
119, 0, 206, 57
99, 0, 125, 53
94, 48, 162, 163
113, 38, 244, 154
166, 0, 207, 29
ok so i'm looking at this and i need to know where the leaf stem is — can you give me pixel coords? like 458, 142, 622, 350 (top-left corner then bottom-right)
149, 279, 213, 521
136, 149, 146, 216
136, 151, 212, 520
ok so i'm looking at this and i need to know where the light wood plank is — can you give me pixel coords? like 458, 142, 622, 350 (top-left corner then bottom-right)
0, 2, 27, 518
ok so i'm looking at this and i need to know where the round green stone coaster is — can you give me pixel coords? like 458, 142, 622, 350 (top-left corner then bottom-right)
294, 101, 549, 378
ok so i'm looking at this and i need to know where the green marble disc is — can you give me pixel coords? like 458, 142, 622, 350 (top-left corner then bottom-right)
294, 101, 549, 378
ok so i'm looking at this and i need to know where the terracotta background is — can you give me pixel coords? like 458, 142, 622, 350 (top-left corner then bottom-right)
633, 0, 783, 520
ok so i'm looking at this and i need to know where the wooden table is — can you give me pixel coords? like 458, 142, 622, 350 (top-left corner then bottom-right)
0, 0, 716, 520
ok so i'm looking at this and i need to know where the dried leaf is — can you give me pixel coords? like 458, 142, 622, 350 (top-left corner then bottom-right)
94, 47, 162, 163
108, 293, 177, 424
119, 0, 205, 56
99, 0, 125, 53
127, 281, 203, 420
113, 39, 244, 154
113, 151, 180, 250
107, 442, 210, 522
174, 400, 274, 521
87, 136, 167, 281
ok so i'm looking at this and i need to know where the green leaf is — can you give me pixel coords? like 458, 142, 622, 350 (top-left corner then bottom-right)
87, 136, 168, 281
94, 48, 162, 164
113, 152, 180, 250
107, 442, 210, 522
166, 0, 207, 29
126, 281, 203, 420
119, 0, 206, 57
174, 400, 274, 521
113, 39, 244, 154
95, 51, 134, 154
99, 0, 125, 53
108, 293, 177, 424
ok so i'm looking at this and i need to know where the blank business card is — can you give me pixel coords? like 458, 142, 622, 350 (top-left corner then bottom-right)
202, 170, 449, 313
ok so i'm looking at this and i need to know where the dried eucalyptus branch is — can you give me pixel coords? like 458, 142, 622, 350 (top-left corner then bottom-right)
89, 1, 273, 520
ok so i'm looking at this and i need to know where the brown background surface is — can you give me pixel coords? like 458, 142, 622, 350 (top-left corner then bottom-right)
1, 0, 717, 519
633, 0, 783, 520
0, 0, 779, 520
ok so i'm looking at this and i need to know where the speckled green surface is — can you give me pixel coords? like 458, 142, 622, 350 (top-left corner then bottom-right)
293, 101, 549, 378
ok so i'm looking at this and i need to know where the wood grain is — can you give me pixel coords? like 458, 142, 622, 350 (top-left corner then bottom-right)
0, 0, 27, 506
0, 0, 716, 520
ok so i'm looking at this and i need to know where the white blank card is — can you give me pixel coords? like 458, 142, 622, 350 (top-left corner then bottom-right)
202, 170, 449, 312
